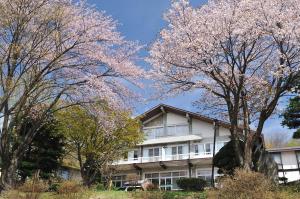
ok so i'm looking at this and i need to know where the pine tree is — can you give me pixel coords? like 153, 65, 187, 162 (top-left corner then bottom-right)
282, 96, 300, 139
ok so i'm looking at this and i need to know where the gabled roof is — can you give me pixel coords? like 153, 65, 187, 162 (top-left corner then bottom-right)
138, 103, 232, 129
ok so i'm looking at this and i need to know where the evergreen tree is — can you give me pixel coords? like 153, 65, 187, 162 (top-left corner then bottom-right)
282, 96, 300, 139
18, 115, 65, 182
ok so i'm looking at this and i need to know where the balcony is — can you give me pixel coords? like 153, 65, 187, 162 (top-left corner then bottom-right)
114, 152, 214, 165
165, 154, 190, 161
143, 124, 189, 139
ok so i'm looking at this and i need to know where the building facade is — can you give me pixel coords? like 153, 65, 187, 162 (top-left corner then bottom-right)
268, 146, 300, 183
110, 104, 231, 190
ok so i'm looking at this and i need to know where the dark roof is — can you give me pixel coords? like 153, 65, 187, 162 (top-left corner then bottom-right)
138, 104, 232, 129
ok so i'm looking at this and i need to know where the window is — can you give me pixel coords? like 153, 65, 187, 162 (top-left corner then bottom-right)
145, 173, 159, 186
172, 147, 177, 155
205, 143, 211, 153
171, 146, 183, 155
178, 146, 183, 154
145, 171, 187, 190
197, 169, 219, 186
133, 150, 138, 160
148, 148, 160, 157
271, 153, 283, 169
112, 175, 126, 188
195, 145, 199, 154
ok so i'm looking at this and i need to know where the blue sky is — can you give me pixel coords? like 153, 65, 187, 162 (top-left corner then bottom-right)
87, 0, 293, 138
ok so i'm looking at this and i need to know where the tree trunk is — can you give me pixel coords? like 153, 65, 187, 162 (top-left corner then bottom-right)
232, 127, 244, 167
243, 134, 254, 171
0, 155, 19, 190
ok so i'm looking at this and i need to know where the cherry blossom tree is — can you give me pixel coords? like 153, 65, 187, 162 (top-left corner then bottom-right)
148, 0, 300, 171
0, 0, 144, 189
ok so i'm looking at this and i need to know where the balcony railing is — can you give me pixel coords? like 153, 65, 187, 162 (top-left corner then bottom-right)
143, 124, 189, 139
114, 152, 215, 165
165, 154, 190, 161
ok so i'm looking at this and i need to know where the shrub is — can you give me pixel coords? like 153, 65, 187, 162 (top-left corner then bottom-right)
18, 179, 48, 193
95, 183, 106, 191
176, 178, 206, 191
144, 182, 160, 191
48, 183, 60, 192
57, 180, 82, 194
207, 169, 275, 199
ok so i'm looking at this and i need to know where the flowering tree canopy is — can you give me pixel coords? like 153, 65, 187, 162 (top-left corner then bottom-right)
148, 0, 300, 170
0, 0, 144, 188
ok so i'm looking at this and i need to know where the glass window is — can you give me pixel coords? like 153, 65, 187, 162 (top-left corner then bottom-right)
197, 170, 212, 186
154, 148, 160, 156
205, 143, 211, 154
178, 146, 183, 154
271, 153, 282, 164
148, 149, 153, 157
161, 172, 172, 177
172, 147, 177, 155
271, 153, 283, 170
133, 150, 138, 160
195, 145, 199, 154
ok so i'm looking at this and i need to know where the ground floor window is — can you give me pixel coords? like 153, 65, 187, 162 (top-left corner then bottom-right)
111, 175, 126, 188
196, 169, 220, 186
145, 171, 187, 190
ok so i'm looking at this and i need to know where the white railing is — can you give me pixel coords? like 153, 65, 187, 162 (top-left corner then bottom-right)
143, 124, 190, 139
191, 152, 213, 159
114, 153, 217, 165
166, 124, 189, 137
143, 126, 164, 139
142, 156, 162, 162
113, 157, 142, 165
165, 154, 190, 161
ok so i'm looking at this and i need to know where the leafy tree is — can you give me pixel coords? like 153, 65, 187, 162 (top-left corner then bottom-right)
18, 115, 65, 182
282, 96, 300, 139
148, 0, 300, 173
56, 105, 143, 187
0, 0, 143, 189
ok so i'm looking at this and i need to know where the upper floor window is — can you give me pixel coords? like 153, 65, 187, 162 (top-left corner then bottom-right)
144, 127, 164, 139
166, 124, 189, 136
171, 146, 183, 155
148, 148, 160, 157
133, 150, 139, 160
194, 141, 227, 155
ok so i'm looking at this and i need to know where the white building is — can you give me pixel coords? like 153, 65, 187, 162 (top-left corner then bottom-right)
110, 104, 232, 190
268, 146, 300, 183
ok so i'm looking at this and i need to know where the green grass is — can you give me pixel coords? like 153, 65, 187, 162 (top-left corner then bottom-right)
91, 191, 133, 199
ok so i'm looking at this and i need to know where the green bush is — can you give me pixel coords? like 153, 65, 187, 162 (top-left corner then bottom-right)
48, 183, 60, 192
95, 183, 106, 191
176, 178, 206, 191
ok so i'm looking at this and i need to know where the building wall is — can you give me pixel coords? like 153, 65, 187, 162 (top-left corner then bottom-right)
281, 151, 298, 170
191, 118, 212, 136
166, 112, 188, 125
